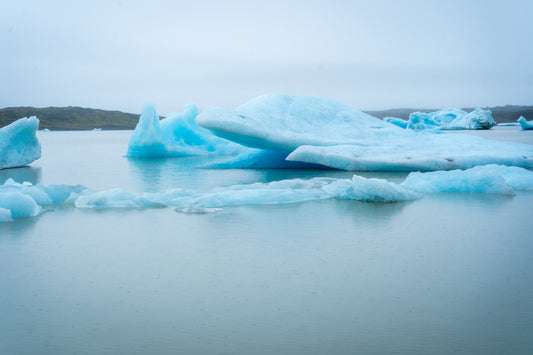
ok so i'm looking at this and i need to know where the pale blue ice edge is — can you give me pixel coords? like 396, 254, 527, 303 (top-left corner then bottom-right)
1, 164, 533, 222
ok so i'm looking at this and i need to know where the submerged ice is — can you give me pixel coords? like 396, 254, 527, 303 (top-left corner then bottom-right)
196, 94, 533, 171
0, 117, 41, 169
3, 165, 533, 222
127, 103, 246, 158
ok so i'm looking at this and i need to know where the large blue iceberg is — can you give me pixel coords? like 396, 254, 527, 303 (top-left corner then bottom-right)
0, 117, 41, 169
127, 103, 246, 158
197, 94, 399, 152
197, 94, 533, 171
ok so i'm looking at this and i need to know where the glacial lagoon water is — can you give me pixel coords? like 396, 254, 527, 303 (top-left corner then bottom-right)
1, 127, 533, 354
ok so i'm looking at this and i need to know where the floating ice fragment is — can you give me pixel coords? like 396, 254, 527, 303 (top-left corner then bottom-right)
324, 175, 421, 202
0, 179, 86, 221
0, 191, 42, 219
518, 116, 533, 130
400, 164, 533, 194
0, 117, 41, 169
406, 108, 495, 130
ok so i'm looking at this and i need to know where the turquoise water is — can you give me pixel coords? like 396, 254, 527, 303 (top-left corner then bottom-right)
1, 128, 533, 354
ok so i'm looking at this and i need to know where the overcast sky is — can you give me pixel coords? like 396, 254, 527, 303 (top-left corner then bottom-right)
1, 0, 532, 114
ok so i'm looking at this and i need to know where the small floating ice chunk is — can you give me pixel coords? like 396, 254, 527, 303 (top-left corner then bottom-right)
0, 117, 41, 169
127, 103, 246, 158
0, 179, 87, 221
324, 175, 421, 202
518, 116, 533, 130
400, 164, 533, 194
0, 191, 42, 219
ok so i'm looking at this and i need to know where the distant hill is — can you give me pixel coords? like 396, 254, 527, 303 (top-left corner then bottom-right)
1, 104, 532, 130
0, 106, 139, 130
365, 105, 533, 123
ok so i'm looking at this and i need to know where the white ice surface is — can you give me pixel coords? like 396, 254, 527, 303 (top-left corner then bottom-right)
0, 117, 41, 169
287, 133, 533, 171
196, 94, 400, 152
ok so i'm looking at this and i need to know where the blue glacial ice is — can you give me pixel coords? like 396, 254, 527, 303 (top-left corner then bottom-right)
443, 108, 496, 130
518, 116, 533, 130
401, 164, 533, 194
3, 164, 533, 221
0, 117, 41, 169
287, 134, 533, 171
0, 179, 85, 221
388, 108, 496, 131
383, 117, 408, 129
202, 149, 326, 169
196, 94, 398, 152
127, 103, 246, 158
323, 175, 421, 202
197, 94, 530, 171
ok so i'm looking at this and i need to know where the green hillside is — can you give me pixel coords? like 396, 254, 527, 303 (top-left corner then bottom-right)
0, 106, 139, 130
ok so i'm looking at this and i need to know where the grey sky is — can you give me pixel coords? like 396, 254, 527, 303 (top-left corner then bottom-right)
1, 0, 532, 114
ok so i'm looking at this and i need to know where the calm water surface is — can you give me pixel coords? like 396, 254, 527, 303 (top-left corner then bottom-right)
1, 127, 532, 354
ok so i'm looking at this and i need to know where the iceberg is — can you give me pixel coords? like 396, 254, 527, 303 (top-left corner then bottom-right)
442, 108, 496, 130
401, 164, 533, 194
0, 117, 41, 169
196, 93, 533, 171
0, 179, 85, 220
518, 116, 533, 130
406, 108, 495, 131
127, 103, 246, 158
196, 94, 399, 152
76, 176, 418, 209
3, 164, 533, 221
323, 175, 420, 202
